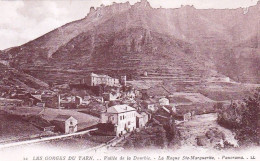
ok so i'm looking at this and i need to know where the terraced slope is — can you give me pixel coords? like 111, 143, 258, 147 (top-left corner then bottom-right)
1, 0, 259, 86
0, 62, 49, 91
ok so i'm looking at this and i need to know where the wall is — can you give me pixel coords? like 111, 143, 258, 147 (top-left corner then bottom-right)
116, 111, 136, 136
65, 117, 78, 134
101, 111, 136, 136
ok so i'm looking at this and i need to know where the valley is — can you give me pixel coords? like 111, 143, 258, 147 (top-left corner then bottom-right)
0, 0, 259, 156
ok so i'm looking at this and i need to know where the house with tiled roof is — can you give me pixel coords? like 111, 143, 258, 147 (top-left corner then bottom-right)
52, 115, 77, 134
100, 104, 137, 136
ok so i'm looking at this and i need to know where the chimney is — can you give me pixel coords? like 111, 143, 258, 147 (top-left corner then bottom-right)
105, 102, 108, 112
58, 94, 61, 109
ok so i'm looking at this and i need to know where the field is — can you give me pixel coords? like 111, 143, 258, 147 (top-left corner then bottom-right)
0, 111, 44, 143
168, 96, 192, 104
175, 103, 216, 115
170, 92, 215, 104
198, 82, 259, 101
1, 106, 99, 131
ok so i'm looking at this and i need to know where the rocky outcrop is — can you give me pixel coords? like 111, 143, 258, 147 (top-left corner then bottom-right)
1, 0, 260, 84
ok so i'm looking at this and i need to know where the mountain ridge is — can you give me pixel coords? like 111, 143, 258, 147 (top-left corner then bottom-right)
1, 0, 259, 86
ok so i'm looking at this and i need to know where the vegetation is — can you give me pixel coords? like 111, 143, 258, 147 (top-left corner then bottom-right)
123, 125, 168, 149
123, 119, 180, 149
0, 110, 43, 142
162, 116, 180, 147
217, 88, 260, 146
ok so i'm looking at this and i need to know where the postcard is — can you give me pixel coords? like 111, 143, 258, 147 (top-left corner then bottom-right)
0, 0, 259, 161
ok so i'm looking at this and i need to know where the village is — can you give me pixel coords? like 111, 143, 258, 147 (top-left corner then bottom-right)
1, 70, 233, 152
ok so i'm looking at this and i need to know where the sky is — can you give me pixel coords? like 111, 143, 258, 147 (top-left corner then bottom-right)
0, 0, 259, 50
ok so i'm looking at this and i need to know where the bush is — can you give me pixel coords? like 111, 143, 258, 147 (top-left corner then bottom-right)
217, 88, 260, 145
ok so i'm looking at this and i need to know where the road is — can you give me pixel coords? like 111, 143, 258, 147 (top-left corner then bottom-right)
0, 128, 97, 149
77, 133, 131, 154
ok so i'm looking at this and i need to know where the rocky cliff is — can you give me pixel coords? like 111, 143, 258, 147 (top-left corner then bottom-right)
1, 0, 259, 85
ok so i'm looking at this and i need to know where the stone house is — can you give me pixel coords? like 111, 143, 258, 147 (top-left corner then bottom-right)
141, 99, 157, 112
75, 96, 82, 106
103, 92, 120, 101
159, 97, 170, 106
100, 104, 136, 136
52, 115, 78, 134
83, 73, 120, 87
136, 112, 149, 129
41, 94, 59, 108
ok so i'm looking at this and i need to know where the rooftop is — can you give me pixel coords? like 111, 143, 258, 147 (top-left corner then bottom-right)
53, 115, 75, 122
91, 73, 115, 79
106, 104, 136, 114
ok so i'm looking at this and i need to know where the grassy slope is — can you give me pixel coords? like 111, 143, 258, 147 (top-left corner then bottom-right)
0, 111, 42, 142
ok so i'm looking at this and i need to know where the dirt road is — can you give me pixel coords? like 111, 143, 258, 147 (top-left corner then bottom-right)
0, 128, 97, 149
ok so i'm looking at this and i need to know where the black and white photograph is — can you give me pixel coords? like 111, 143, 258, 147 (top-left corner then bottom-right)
0, 0, 259, 160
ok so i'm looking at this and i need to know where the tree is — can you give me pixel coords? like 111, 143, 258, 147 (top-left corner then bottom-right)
163, 116, 179, 147
239, 88, 260, 144
217, 88, 260, 146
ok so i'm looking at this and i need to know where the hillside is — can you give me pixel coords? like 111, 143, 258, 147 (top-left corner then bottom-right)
1, 0, 259, 86
0, 62, 49, 92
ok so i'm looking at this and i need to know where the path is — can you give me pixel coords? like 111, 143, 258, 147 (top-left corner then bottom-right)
0, 128, 97, 149
77, 133, 131, 154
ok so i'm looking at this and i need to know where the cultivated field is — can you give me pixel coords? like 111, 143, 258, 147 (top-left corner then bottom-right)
1, 106, 100, 131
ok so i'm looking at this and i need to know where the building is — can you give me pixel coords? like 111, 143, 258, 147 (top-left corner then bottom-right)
159, 97, 170, 106
125, 90, 135, 100
52, 115, 78, 134
60, 101, 77, 109
82, 73, 120, 87
103, 92, 120, 101
59, 96, 83, 109
136, 112, 149, 129
91, 96, 104, 103
41, 94, 59, 108
120, 75, 127, 86
36, 102, 45, 108
100, 104, 136, 136
81, 97, 90, 106
156, 106, 174, 118
141, 111, 150, 123
11, 93, 41, 106
75, 96, 82, 106
141, 99, 157, 111
183, 112, 192, 121
158, 104, 193, 122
